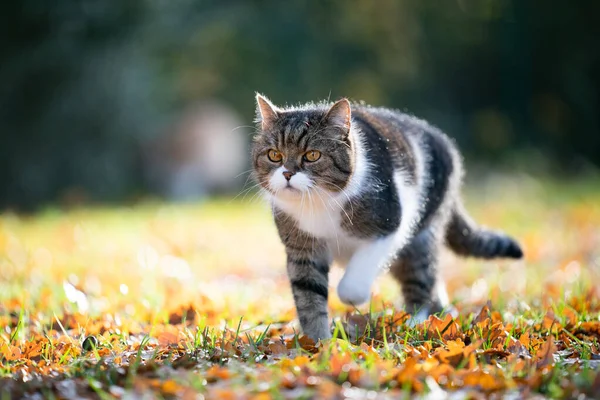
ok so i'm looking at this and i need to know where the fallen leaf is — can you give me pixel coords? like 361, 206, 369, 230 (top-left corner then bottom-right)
267, 341, 287, 355
535, 336, 557, 368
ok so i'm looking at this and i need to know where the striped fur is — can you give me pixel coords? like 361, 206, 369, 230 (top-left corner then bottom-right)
252, 94, 523, 341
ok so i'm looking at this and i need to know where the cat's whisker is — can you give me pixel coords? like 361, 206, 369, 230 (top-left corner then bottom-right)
314, 186, 353, 226
234, 168, 254, 179
231, 167, 267, 202
309, 189, 318, 254
298, 189, 307, 231
315, 180, 355, 219
301, 188, 314, 253
247, 185, 269, 205
232, 177, 270, 204
230, 181, 262, 203
312, 186, 341, 256
241, 171, 257, 200
230, 185, 257, 204
246, 190, 261, 205
231, 125, 257, 133
303, 185, 317, 255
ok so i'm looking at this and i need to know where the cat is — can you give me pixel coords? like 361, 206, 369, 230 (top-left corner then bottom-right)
251, 94, 523, 341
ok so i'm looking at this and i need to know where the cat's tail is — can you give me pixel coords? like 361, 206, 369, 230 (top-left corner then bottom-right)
445, 204, 523, 259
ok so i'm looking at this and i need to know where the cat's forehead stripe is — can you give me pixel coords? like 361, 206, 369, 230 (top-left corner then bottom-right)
280, 114, 311, 149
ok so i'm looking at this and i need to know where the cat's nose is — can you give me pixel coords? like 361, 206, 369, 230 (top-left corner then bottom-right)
282, 170, 295, 181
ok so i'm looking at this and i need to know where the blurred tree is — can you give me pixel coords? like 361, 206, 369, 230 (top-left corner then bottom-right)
1, 0, 598, 209
1, 1, 153, 209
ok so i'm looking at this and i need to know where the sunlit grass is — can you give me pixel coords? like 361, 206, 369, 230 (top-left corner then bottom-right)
0, 175, 599, 397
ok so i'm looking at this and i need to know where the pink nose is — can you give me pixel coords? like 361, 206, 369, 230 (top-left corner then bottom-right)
282, 171, 295, 181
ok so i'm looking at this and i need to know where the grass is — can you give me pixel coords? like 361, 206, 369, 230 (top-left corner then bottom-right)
0, 175, 600, 398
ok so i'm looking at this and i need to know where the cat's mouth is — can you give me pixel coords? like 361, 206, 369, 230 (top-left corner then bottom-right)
267, 169, 313, 197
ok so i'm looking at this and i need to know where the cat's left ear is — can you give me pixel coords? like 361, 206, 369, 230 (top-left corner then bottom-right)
324, 98, 352, 135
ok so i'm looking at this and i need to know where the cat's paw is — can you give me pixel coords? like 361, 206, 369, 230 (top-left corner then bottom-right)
337, 278, 371, 306
406, 307, 430, 328
405, 304, 459, 328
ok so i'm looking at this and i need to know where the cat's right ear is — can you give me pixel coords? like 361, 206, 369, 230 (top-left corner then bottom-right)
255, 93, 280, 131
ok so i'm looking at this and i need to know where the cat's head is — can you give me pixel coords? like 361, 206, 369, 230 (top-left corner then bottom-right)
251, 94, 354, 200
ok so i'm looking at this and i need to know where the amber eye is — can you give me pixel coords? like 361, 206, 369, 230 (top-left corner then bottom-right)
267, 149, 283, 162
304, 150, 321, 162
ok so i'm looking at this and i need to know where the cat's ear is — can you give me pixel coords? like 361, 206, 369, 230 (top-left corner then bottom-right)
255, 93, 280, 130
324, 98, 352, 134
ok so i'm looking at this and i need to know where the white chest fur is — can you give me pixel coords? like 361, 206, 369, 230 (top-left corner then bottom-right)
272, 192, 365, 263
275, 193, 342, 238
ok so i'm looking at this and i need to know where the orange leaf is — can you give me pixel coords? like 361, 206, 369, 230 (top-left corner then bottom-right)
396, 356, 424, 392
157, 331, 179, 346
579, 321, 600, 335
279, 355, 310, 369
251, 393, 272, 400
329, 349, 353, 376
506, 337, 531, 358
1, 344, 22, 361
425, 314, 462, 341
490, 311, 503, 323
541, 309, 561, 333
473, 303, 491, 325
519, 331, 531, 349
23, 341, 42, 358
206, 365, 231, 382
461, 370, 506, 391
267, 341, 287, 355
561, 306, 579, 327
287, 335, 318, 353
435, 339, 465, 366
297, 335, 316, 348
207, 388, 237, 400
161, 380, 181, 395
535, 336, 557, 368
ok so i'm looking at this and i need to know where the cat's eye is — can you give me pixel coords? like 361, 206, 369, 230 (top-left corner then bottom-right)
267, 149, 283, 162
304, 150, 321, 162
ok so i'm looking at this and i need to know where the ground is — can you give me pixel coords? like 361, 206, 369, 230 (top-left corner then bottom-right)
1, 175, 600, 399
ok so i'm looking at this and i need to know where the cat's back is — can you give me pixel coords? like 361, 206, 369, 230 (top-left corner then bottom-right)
351, 105, 429, 178
352, 104, 443, 144
352, 104, 459, 175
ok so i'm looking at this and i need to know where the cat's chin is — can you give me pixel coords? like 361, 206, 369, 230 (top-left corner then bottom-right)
273, 186, 305, 201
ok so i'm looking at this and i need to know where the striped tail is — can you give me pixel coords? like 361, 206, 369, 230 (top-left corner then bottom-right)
445, 205, 523, 259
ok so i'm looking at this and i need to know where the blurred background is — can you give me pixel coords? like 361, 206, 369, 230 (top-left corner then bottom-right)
2, 1, 599, 210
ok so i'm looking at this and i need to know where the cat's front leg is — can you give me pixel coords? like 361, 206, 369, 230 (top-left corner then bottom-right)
337, 234, 397, 306
286, 252, 331, 341
275, 211, 332, 341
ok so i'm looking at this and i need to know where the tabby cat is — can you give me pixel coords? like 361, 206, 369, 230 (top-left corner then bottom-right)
252, 94, 523, 341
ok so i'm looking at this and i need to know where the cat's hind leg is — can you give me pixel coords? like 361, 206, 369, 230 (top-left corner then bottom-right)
389, 227, 455, 324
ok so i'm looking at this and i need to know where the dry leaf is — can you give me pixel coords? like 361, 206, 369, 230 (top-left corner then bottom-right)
535, 336, 558, 368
